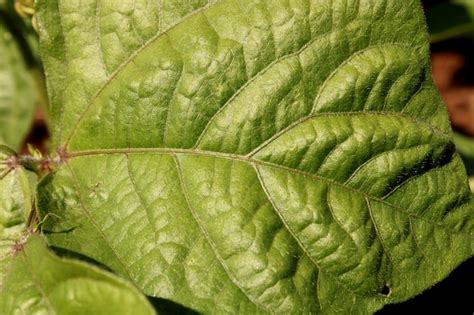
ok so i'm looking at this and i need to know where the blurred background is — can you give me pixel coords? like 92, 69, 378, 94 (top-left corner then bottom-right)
0, 0, 472, 313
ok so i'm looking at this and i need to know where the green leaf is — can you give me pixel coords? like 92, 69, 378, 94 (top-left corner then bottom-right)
0, 146, 35, 286
0, 19, 36, 150
0, 235, 157, 315
36, 0, 473, 313
426, 0, 474, 42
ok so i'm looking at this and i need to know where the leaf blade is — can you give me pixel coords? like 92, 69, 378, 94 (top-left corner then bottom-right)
36, 0, 474, 313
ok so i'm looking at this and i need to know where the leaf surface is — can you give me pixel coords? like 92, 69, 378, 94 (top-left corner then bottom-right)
36, 0, 474, 313
0, 235, 156, 315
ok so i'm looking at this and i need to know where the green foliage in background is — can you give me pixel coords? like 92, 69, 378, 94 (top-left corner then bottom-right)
426, 0, 474, 43
0, 16, 35, 150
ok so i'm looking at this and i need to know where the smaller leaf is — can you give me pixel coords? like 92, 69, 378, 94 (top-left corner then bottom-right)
0, 235, 157, 315
0, 146, 35, 286
427, 0, 474, 42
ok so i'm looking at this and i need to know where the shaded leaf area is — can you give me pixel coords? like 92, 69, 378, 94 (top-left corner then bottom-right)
0, 235, 156, 315
36, 0, 473, 314
0, 19, 36, 150
149, 297, 199, 315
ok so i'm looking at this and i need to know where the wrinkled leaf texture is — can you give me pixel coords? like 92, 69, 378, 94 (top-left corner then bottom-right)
36, 0, 473, 314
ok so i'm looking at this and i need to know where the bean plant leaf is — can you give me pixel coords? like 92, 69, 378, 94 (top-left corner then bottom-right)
0, 235, 156, 315
0, 19, 36, 150
0, 145, 35, 286
36, 0, 474, 314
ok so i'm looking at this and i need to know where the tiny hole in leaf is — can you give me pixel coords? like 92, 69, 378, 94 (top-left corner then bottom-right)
381, 285, 391, 296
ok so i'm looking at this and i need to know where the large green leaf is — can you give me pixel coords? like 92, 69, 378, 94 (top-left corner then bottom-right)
0, 19, 36, 150
36, 0, 473, 313
0, 235, 156, 314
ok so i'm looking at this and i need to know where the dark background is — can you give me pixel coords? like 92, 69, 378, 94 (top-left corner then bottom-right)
377, 258, 473, 314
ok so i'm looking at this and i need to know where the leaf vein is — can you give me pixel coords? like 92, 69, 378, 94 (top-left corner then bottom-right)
172, 154, 272, 313
95, 0, 108, 76
66, 162, 132, 280
66, 145, 454, 228
254, 163, 360, 297
124, 154, 159, 245
249, 111, 448, 157
365, 197, 396, 272
22, 248, 56, 314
